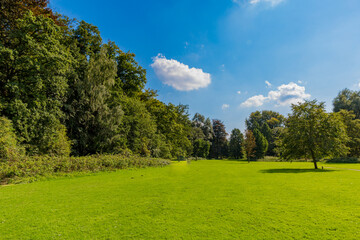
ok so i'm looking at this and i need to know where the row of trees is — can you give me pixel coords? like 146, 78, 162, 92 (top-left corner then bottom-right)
240, 89, 360, 168
0, 0, 199, 159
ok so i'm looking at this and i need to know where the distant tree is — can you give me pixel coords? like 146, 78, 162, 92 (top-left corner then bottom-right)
229, 128, 245, 159
336, 110, 360, 157
246, 110, 285, 131
245, 110, 284, 155
210, 119, 227, 159
333, 88, 360, 119
193, 139, 210, 159
253, 129, 268, 159
278, 100, 349, 169
244, 130, 256, 162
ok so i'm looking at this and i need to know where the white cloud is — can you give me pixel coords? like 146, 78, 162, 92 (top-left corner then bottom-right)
151, 54, 211, 91
250, 0, 285, 7
268, 82, 311, 106
240, 82, 310, 107
265, 80, 272, 88
222, 104, 230, 110
241, 95, 267, 107
237, 91, 241, 95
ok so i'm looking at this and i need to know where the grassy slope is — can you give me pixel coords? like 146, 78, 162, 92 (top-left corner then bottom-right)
1, 160, 360, 239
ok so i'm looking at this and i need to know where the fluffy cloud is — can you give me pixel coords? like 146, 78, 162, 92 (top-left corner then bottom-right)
222, 104, 230, 110
250, 0, 285, 6
151, 54, 211, 91
241, 95, 267, 107
241, 82, 310, 107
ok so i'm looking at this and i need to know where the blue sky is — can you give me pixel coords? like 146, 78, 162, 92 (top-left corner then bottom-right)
50, 0, 360, 132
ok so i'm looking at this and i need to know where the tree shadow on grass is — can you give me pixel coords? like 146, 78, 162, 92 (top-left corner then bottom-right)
260, 168, 337, 174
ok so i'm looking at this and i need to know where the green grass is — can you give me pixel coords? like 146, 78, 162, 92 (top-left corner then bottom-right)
1, 160, 360, 239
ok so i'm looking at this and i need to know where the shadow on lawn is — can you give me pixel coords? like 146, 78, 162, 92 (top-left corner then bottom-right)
260, 168, 337, 174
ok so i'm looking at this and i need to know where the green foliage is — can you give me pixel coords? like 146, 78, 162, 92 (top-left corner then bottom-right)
278, 100, 349, 169
0, 11, 72, 156
246, 110, 284, 155
244, 130, 256, 161
333, 88, 360, 119
193, 139, 210, 159
325, 157, 360, 163
210, 119, 228, 159
336, 110, 360, 157
0, 154, 170, 184
65, 47, 123, 155
253, 128, 268, 159
229, 128, 244, 159
0, 117, 24, 161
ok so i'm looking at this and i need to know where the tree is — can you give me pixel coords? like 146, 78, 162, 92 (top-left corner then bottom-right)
245, 110, 284, 155
193, 139, 210, 159
253, 128, 268, 159
229, 128, 245, 159
244, 130, 256, 162
336, 110, 360, 157
0, 11, 71, 155
210, 119, 227, 159
64, 47, 123, 155
333, 88, 360, 119
279, 100, 349, 169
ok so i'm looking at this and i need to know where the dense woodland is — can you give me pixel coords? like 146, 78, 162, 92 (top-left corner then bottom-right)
1, 1, 360, 172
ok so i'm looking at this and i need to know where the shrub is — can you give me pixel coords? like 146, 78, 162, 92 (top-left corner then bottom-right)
0, 154, 171, 184
0, 117, 24, 161
325, 157, 360, 163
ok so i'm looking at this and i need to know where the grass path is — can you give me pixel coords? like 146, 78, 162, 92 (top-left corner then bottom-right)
1, 160, 360, 239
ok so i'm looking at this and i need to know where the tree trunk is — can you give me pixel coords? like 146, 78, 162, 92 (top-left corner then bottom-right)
310, 150, 318, 169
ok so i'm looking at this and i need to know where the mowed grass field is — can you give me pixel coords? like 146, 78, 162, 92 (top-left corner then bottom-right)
1, 160, 360, 239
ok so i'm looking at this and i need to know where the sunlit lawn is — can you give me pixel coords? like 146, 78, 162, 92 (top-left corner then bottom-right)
1, 160, 360, 239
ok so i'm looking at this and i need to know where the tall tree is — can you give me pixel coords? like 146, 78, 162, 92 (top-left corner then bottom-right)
64, 47, 123, 155
253, 129, 268, 159
210, 119, 227, 159
244, 130, 256, 162
229, 128, 245, 159
333, 88, 360, 119
0, 11, 71, 155
336, 110, 360, 157
279, 100, 349, 169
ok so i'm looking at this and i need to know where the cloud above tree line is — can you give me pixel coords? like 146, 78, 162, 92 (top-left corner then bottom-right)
241, 82, 311, 107
151, 54, 211, 91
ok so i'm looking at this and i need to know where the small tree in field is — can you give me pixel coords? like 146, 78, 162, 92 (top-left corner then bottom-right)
279, 100, 349, 169
244, 130, 256, 163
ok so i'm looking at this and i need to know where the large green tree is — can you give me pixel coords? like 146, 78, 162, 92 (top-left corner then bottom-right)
0, 11, 71, 155
253, 129, 268, 159
279, 100, 349, 169
229, 128, 245, 159
64, 47, 123, 155
210, 119, 228, 159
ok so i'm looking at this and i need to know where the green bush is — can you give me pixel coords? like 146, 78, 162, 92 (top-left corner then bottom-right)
0, 154, 170, 184
325, 157, 360, 163
0, 117, 24, 161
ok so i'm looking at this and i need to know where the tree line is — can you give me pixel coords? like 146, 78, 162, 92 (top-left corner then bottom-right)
1, 1, 360, 168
